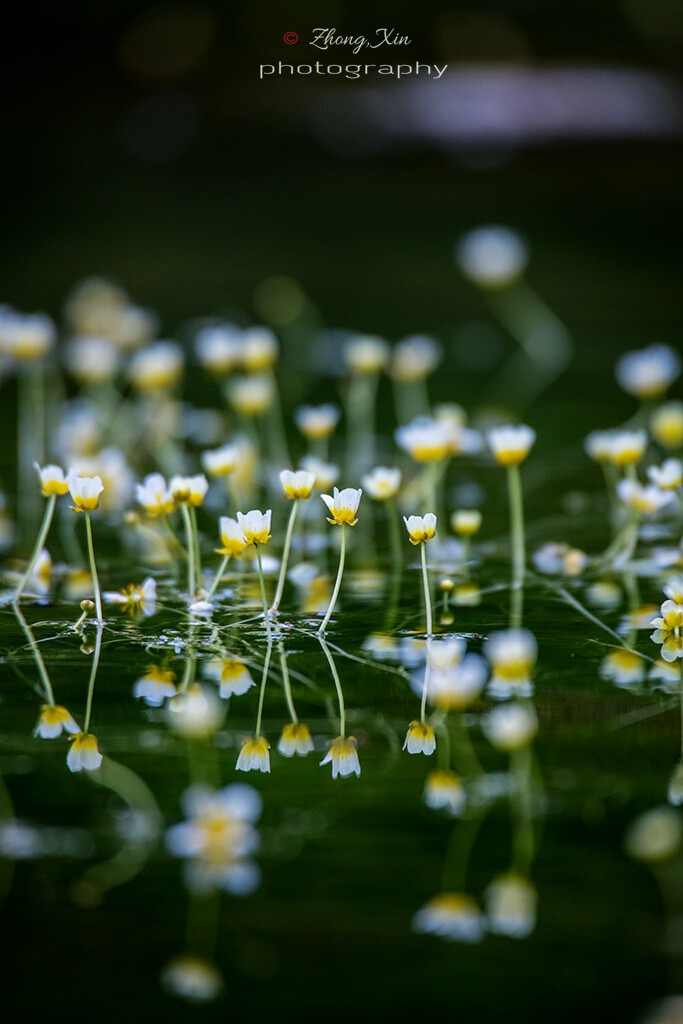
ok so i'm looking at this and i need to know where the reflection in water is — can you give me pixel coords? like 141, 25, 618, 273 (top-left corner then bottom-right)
0, 281, 682, 1017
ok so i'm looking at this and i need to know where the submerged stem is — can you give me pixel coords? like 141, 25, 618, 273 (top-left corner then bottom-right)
319, 636, 346, 737
83, 624, 104, 734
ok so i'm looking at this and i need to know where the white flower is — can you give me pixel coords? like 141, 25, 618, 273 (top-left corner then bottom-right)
403, 513, 437, 545
617, 479, 674, 515
217, 516, 248, 557
280, 469, 316, 500
241, 327, 278, 372
321, 487, 362, 526
33, 462, 69, 497
136, 472, 175, 516
133, 666, 177, 706
651, 401, 683, 449
201, 443, 242, 477
451, 509, 482, 536
403, 721, 436, 755
395, 416, 451, 462
320, 736, 360, 778
361, 466, 402, 500
616, 343, 681, 399
204, 658, 255, 699
66, 471, 104, 512
165, 684, 225, 738
484, 628, 537, 700
67, 732, 103, 772
0, 309, 55, 361
236, 508, 272, 544
161, 956, 224, 1003
664, 577, 683, 604
299, 455, 339, 490
647, 458, 683, 491
422, 770, 466, 816
412, 892, 485, 942
169, 474, 209, 508
235, 736, 271, 773
455, 225, 528, 288
481, 703, 538, 751
65, 335, 120, 385
391, 335, 442, 381
194, 324, 242, 374
484, 874, 537, 938
293, 404, 340, 439
487, 425, 536, 466
34, 705, 80, 739
277, 723, 315, 757
600, 649, 647, 687
227, 374, 274, 416
426, 653, 488, 711
128, 340, 184, 391
344, 334, 390, 374
604, 429, 648, 467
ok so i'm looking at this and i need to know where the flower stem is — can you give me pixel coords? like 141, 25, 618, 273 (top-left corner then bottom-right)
255, 544, 272, 640
270, 498, 299, 613
83, 624, 103, 734
319, 636, 346, 737
420, 540, 433, 637
84, 511, 104, 624
179, 504, 196, 599
420, 637, 432, 724
506, 463, 526, 591
189, 506, 202, 591
317, 523, 347, 635
12, 602, 55, 706
278, 640, 298, 723
13, 494, 56, 603
254, 640, 273, 737
205, 554, 231, 603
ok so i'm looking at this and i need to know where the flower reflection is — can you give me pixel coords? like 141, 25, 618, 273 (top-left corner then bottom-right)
412, 892, 485, 943
166, 784, 262, 896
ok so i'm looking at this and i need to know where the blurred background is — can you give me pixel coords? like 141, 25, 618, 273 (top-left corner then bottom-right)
1, 0, 681, 429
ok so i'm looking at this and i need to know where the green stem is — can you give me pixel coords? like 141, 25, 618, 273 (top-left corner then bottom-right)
420, 540, 433, 637
189, 506, 202, 592
180, 653, 197, 694
84, 511, 104, 624
83, 624, 103, 734
386, 497, 402, 567
179, 504, 196, 599
420, 637, 432, 724
278, 640, 298, 723
319, 636, 346, 737
205, 554, 231, 603
162, 512, 187, 562
254, 640, 273, 738
510, 744, 535, 876
506, 463, 526, 591
17, 367, 44, 541
12, 602, 55, 706
255, 545, 273, 640
317, 523, 347, 635
270, 499, 299, 613
13, 494, 56, 602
